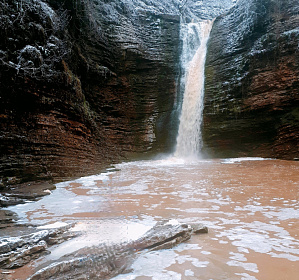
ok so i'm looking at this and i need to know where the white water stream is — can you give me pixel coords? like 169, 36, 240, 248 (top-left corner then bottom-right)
175, 20, 213, 158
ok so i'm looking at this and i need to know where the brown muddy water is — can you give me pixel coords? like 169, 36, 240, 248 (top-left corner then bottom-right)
1, 157, 299, 279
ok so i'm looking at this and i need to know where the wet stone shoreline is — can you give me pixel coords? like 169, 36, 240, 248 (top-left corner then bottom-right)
0, 223, 78, 270
0, 181, 56, 208
0, 218, 208, 279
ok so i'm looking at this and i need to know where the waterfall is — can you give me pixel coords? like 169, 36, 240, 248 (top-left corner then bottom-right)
175, 19, 214, 158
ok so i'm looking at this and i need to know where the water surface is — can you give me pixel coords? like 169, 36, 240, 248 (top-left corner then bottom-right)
2, 157, 299, 279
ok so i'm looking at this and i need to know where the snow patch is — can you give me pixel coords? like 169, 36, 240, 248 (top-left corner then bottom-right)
221, 157, 271, 164
37, 222, 68, 229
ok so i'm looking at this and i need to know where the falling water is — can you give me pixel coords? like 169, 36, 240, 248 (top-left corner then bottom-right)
175, 20, 214, 158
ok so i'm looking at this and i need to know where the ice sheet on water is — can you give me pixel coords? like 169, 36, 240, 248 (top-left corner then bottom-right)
185, 269, 195, 276
236, 273, 258, 280
165, 219, 180, 226
45, 218, 155, 261
55, 172, 113, 188
221, 157, 270, 164
263, 208, 299, 220
226, 224, 299, 258
37, 222, 68, 230
227, 260, 259, 273
112, 241, 210, 280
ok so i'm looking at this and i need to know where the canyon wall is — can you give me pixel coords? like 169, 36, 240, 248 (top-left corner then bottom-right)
0, 0, 235, 186
1, 0, 297, 188
203, 0, 299, 159
0, 0, 181, 186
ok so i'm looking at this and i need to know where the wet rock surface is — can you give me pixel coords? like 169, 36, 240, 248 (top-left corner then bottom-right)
0, 0, 115, 186
0, 181, 55, 207
0, 223, 77, 269
203, 0, 299, 159
0, 210, 19, 228
27, 220, 207, 280
0, 0, 236, 188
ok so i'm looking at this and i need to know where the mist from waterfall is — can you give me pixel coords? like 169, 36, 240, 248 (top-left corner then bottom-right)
175, 20, 214, 158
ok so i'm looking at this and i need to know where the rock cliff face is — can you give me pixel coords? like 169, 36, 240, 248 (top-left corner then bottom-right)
0, 0, 180, 186
203, 0, 299, 159
0, 0, 115, 185
6, 0, 294, 186
0, 0, 236, 186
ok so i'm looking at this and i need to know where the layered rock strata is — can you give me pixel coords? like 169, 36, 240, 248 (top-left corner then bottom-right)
0, 0, 181, 185
203, 0, 299, 159
0, 223, 77, 269
0, 0, 235, 186
27, 220, 207, 280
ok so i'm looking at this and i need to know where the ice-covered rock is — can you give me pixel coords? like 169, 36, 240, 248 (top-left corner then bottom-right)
0, 0, 236, 186
28, 220, 207, 280
203, 0, 299, 159
0, 223, 77, 269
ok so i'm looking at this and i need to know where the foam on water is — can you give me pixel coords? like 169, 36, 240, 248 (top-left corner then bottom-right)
56, 172, 113, 189
221, 157, 271, 164
6, 158, 299, 280
37, 222, 68, 230
44, 219, 155, 261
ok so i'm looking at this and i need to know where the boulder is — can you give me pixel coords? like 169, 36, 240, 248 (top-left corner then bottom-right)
0, 223, 77, 269
28, 220, 207, 280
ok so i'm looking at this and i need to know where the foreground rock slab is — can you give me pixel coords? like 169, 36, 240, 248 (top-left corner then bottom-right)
0, 223, 77, 269
0, 181, 56, 207
28, 220, 208, 280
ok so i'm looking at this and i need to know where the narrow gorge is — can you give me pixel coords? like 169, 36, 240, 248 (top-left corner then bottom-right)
0, 1, 298, 279
203, 0, 299, 159
1, 0, 297, 187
